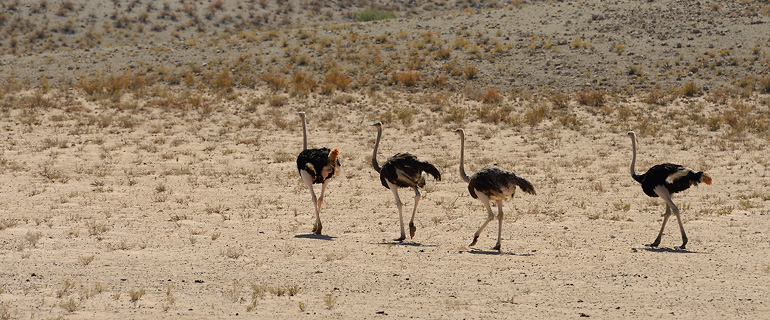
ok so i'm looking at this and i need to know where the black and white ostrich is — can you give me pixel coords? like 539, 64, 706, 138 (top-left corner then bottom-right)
296, 112, 341, 235
371, 122, 441, 241
628, 131, 712, 249
452, 129, 536, 251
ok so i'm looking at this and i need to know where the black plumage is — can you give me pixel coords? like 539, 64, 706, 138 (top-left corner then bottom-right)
453, 129, 536, 251
297, 147, 341, 184
633, 163, 708, 198
379, 153, 441, 189
628, 131, 711, 250
468, 165, 536, 200
371, 122, 441, 241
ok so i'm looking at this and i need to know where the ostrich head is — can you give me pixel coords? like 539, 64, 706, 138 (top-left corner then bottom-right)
452, 128, 464, 136
700, 172, 712, 185
322, 148, 341, 178
371, 122, 382, 128
328, 148, 340, 166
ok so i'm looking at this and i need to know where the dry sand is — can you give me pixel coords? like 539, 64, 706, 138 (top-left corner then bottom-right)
1, 89, 769, 318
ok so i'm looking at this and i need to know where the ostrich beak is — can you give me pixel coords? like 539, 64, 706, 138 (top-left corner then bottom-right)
702, 173, 712, 185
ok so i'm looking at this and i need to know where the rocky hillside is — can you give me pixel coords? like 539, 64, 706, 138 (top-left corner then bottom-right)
1, 0, 769, 95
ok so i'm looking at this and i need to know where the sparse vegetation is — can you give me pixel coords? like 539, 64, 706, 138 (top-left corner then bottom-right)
129, 288, 146, 303
356, 9, 395, 22
575, 89, 606, 107
324, 292, 337, 309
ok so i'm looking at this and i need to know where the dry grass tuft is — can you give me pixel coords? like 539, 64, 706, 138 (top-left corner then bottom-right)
481, 88, 501, 104
261, 72, 288, 92
575, 89, 606, 107
524, 103, 549, 126
324, 71, 353, 92
390, 71, 421, 87
680, 81, 700, 97
643, 88, 668, 105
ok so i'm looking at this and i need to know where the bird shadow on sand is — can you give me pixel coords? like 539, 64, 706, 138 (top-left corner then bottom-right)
463, 248, 534, 256
294, 234, 336, 241
376, 241, 437, 248
633, 246, 707, 254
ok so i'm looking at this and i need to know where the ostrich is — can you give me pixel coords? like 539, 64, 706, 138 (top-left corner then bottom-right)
371, 122, 441, 241
296, 112, 341, 235
452, 129, 536, 251
627, 131, 712, 249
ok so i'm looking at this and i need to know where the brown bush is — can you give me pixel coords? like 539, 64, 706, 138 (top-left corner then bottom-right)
481, 88, 501, 104
324, 71, 352, 91
462, 65, 478, 80
524, 103, 549, 126
575, 89, 606, 107
292, 72, 317, 97
214, 70, 233, 90
643, 88, 667, 105
260, 72, 287, 92
391, 71, 420, 87
268, 95, 288, 107
434, 48, 451, 60
758, 76, 770, 94
680, 81, 700, 97
548, 92, 570, 109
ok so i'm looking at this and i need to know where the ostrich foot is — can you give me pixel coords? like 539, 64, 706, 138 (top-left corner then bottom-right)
675, 244, 687, 250
492, 243, 501, 251
409, 222, 416, 239
469, 236, 479, 247
313, 221, 322, 235
395, 235, 406, 242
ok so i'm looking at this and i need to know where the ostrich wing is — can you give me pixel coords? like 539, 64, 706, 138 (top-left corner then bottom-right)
468, 165, 536, 199
380, 153, 441, 189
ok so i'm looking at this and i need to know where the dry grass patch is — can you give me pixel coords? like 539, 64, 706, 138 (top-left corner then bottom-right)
680, 81, 700, 97
390, 71, 421, 87
323, 71, 353, 92
575, 89, 606, 107
129, 288, 146, 303
524, 103, 549, 126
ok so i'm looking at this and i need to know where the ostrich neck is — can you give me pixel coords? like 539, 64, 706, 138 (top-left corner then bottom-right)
458, 133, 470, 183
629, 134, 638, 177
301, 117, 308, 151
372, 127, 382, 173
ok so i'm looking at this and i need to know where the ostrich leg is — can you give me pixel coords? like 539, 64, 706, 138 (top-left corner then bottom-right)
493, 200, 504, 251
313, 180, 330, 235
650, 204, 670, 248
653, 185, 685, 249
408, 187, 421, 239
675, 211, 688, 250
301, 171, 321, 234
387, 180, 406, 241
471, 193, 495, 247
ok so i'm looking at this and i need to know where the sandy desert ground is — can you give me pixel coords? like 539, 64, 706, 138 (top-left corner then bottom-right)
2, 0, 770, 319
1, 88, 769, 319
